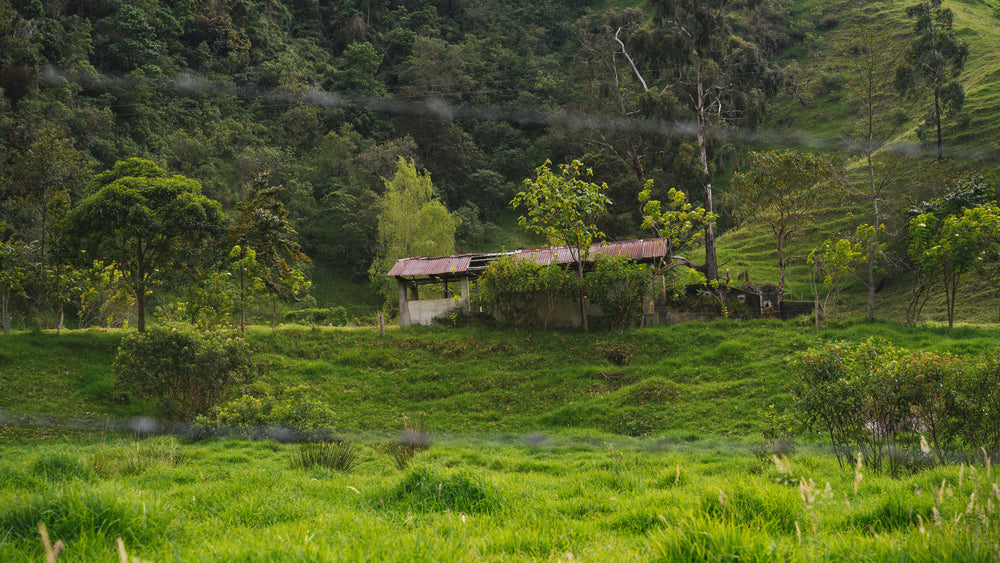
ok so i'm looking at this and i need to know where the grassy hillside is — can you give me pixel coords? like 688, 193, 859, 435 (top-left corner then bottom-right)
707, 0, 1000, 325
2, 323, 1000, 561
3, 321, 999, 442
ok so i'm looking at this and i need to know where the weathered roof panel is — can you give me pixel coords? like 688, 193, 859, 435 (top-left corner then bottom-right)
387, 238, 668, 278
387, 255, 472, 277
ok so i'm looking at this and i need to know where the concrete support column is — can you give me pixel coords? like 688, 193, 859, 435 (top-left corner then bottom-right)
397, 279, 411, 327
460, 277, 471, 311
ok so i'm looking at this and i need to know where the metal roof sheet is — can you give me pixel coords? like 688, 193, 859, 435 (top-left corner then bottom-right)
387, 255, 472, 277
387, 239, 668, 278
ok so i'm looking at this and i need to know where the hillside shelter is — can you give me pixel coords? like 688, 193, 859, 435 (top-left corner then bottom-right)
387, 238, 670, 326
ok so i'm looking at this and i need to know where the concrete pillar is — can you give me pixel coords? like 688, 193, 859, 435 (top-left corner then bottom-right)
460, 277, 471, 311
397, 279, 411, 327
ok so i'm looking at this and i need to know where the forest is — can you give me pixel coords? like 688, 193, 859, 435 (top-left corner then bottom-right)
2, 0, 1000, 329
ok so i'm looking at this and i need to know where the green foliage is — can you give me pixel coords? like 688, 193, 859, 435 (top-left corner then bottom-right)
283, 306, 349, 327
229, 172, 311, 334
731, 150, 834, 294
638, 184, 716, 273
114, 324, 255, 421
368, 158, 457, 312
896, 0, 970, 159
584, 255, 652, 330
512, 159, 610, 262
193, 383, 337, 442
807, 225, 871, 323
61, 159, 226, 331
907, 176, 1000, 327
794, 337, 1000, 475
476, 255, 577, 327
0, 239, 32, 332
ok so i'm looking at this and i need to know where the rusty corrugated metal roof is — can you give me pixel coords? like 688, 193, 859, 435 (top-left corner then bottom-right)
387, 239, 668, 278
387, 255, 473, 277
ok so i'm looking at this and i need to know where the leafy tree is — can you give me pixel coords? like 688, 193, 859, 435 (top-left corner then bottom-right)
3, 123, 92, 328
61, 159, 225, 331
806, 226, 870, 328
0, 239, 32, 333
626, 0, 782, 281
731, 150, 834, 295
368, 158, 457, 312
107, 4, 161, 72
229, 172, 310, 334
638, 183, 715, 275
802, 23, 914, 321
908, 202, 1000, 328
895, 0, 970, 160
512, 159, 611, 330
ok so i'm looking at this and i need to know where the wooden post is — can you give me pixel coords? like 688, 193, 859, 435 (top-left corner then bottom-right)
377, 311, 386, 336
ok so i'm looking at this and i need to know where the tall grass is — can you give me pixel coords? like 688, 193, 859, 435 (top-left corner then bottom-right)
0, 435, 997, 560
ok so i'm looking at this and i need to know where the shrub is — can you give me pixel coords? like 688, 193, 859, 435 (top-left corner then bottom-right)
192, 383, 337, 442
794, 339, 1000, 474
584, 255, 651, 330
477, 255, 577, 327
114, 325, 255, 421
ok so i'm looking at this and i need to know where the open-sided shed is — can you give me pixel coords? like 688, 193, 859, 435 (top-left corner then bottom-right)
388, 239, 669, 326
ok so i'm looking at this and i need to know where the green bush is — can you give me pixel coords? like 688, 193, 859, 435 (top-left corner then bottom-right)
793, 338, 1000, 474
584, 255, 651, 330
192, 383, 337, 442
283, 307, 349, 326
477, 255, 577, 327
114, 325, 255, 421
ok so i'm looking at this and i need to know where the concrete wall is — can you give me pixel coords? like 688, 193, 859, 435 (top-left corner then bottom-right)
404, 296, 470, 326
398, 277, 471, 327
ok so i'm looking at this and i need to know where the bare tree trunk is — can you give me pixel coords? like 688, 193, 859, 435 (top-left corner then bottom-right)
578, 258, 588, 331
136, 289, 146, 332
695, 55, 718, 282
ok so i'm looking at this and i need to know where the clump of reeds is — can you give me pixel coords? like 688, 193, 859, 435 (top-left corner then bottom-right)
294, 440, 360, 472
386, 417, 432, 470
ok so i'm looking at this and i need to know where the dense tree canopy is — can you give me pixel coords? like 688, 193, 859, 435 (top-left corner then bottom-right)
61, 158, 225, 331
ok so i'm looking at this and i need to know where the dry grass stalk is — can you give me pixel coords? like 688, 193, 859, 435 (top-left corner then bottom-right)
37, 522, 64, 563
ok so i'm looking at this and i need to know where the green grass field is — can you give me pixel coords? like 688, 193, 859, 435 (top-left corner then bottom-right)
2, 321, 999, 560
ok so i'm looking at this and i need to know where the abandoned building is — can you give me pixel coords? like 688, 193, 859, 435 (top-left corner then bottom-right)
387, 238, 813, 327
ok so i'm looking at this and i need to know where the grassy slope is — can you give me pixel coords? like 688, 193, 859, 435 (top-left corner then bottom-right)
3, 321, 998, 442
713, 0, 1000, 324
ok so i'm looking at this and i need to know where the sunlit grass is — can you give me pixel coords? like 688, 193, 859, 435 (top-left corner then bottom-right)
0, 436, 996, 561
